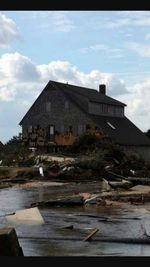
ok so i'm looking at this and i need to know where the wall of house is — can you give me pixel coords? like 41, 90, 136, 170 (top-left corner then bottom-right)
88, 102, 124, 117
21, 87, 96, 137
121, 145, 150, 162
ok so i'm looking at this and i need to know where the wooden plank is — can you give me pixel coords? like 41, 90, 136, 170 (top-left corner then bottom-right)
83, 228, 99, 242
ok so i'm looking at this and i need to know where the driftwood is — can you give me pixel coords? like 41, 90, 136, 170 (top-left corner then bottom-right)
126, 177, 150, 185
31, 196, 84, 207
83, 228, 99, 241
0, 178, 29, 184
89, 237, 150, 244
62, 225, 74, 230
105, 171, 127, 181
106, 171, 150, 186
76, 214, 141, 220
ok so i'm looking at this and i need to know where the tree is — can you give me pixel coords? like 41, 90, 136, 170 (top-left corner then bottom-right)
4, 134, 22, 153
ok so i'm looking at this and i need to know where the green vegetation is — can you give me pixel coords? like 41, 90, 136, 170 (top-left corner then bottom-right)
0, 135, 35, 167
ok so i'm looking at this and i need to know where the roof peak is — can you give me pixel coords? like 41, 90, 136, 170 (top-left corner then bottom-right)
49, 80, 126, 107
50, 80, 98, 92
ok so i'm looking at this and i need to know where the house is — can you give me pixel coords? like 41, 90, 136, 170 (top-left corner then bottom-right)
19, 80, 150, 160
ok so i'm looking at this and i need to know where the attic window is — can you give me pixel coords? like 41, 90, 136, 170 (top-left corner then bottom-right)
46, 102, 51, 112
107, 121, 116, 130
65, 101, 69, 109
28, 125, 33, 133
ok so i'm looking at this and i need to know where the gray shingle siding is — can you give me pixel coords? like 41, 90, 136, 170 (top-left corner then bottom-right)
21, 84, 94, 135
20, 80, 150, 149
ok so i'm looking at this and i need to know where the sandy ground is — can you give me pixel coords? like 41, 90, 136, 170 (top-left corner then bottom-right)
14, 181, 68, 189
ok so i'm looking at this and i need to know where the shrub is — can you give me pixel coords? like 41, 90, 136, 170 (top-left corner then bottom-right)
75, 150, 106, 173
67, 132, 110, 154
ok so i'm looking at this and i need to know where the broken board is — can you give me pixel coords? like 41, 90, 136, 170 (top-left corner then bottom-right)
6, 207, 44, 225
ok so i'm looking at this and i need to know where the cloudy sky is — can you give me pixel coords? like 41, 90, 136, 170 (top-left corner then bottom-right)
1, 10, 150, 143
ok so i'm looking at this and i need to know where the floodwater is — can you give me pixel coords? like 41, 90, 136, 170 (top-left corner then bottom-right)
0, 182, 150, 256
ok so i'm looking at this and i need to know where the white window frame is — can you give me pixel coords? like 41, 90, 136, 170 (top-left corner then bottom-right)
107, 121, 116, 130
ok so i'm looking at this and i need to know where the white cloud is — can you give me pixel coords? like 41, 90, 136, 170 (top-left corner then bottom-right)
0, 12, 20, 48
0, 86, 16, 101
100, 11, 150, 29
0, 52, 40, 82
51, 11, 75, 32
37, 61, 128, 96
0, 52, 41, 102
145, 33, 150, 40
81, 44, 109, 53
32, 11, 75, 32
1, 51, 150, 141
80, 44, 124, 58
0, 52, 128, 104
126, 42, 150, 57
117, 78, 150, 132
103, 18, 131, 29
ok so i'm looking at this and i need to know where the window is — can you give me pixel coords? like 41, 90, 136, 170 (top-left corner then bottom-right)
69, 125, 73, 133
86, 124, 91, 130
65, 101, 69, 109
78, 125, 84, 135
46, 102, 51, 112
50, 125, 54, 135
107, 122, 116, 130
60, 124, 64, 133
102, 104, 108, 114
28, 125, 33, 133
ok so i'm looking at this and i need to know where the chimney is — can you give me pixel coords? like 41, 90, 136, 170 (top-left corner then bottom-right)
99, 84, 106, 95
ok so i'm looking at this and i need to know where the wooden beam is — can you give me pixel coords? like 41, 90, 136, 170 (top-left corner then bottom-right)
83, 228, 99, 242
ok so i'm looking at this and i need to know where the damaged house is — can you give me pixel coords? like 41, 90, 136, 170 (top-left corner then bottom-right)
19, 80, 150, 160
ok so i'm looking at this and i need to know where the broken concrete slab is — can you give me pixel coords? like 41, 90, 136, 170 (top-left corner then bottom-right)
6, 207, 44, 225
130, 185, 150, 193
108, 180, 132, 189
101, 178, 111, 191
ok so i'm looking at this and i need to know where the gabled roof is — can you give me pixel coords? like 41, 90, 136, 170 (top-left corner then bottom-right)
90, 114, 150, 146
51, 80, 126, 109
19, 80, 126, 125
19, 80, 150, 146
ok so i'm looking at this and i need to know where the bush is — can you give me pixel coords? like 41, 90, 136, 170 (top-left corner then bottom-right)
67, 132, 110, 154
102, 144, 125, 163
75, 150, 106, 173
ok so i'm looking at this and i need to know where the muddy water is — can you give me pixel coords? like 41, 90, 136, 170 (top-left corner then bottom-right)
0, 182, 150, 256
